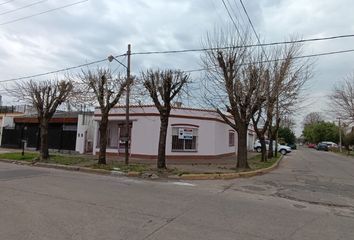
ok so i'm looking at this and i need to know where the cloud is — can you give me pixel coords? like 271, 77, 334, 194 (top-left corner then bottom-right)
0, 0, 353, 133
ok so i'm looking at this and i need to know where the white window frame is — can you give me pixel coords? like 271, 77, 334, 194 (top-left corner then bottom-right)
171, 126, 198, 152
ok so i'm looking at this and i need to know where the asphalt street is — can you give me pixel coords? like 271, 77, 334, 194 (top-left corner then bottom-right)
0, 148, 354, 240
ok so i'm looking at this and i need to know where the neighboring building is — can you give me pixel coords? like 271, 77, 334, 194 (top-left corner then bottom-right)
93, 105, 256, 159
1, 112, 79, 151
75, 113, 95, 154
0, 106, 27, 146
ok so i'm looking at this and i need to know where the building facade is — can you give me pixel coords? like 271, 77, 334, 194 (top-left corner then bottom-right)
92, 105, 256, 159
1, 112, 79, 151
75, 113, 95, 154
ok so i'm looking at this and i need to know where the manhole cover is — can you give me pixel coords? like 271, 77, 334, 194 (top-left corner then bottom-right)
0, 169, 46, 181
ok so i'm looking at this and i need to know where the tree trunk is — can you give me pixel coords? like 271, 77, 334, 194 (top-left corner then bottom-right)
157, 115, 169, 169
268, 138, 274, 159
98, 114, 108, 165
236, 126, 250, 169
259, 136, 267, 162
39, 118, 49, 161
274, 119, 280, 158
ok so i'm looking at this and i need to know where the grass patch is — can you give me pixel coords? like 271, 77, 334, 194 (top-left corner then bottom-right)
248, 154, 280, 170
0, 152, 92, 165
229, 154, 281, 172
167, 167, 190, 176
46, 155, 91, 165
0, 151, 149, 173
0, 152, 282, 177
0, 152, 38, 161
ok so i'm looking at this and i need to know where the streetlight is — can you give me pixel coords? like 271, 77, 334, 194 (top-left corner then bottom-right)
108, 44, 131, 165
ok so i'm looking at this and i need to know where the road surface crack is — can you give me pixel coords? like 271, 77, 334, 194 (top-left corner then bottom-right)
274, 192, 354, 210
287, 215, 319, 239
141, 208, 191, 240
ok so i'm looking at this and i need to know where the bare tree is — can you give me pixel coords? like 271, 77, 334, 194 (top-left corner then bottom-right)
280, 116, 296, 130
303, 112, 323, 126
12, 80, 73, 161
141, 69, 189, 169
251, 44, 297, 161
201, 30, 267, 169
252, 103, 271, 162
330, 74, 354, 122
77, 68, 129, 164
265, 43, 312, 158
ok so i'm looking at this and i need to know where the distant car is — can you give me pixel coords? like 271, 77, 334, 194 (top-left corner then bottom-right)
321, 141, 338, 148
254, 140, 292, 155
308, 143, 316, 148
316, 142, 329, 151
287, 143, 297, 150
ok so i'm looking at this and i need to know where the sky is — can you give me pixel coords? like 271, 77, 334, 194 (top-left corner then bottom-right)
0, 0, 354, 135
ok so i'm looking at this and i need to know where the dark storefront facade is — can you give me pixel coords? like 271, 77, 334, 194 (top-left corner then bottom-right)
1, 115, 78, 151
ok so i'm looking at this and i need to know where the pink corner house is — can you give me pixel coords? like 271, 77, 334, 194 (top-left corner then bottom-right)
93, 105, 256, 159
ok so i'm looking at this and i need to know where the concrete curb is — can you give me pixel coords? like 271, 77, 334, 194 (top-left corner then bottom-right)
180, 155, 284, 180
0, 158, 126, 176
0, 158, 33, 166
34, 162, 81, 171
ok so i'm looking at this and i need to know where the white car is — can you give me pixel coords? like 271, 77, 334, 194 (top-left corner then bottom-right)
321, 141, 338, 148
253, 140, 292, 155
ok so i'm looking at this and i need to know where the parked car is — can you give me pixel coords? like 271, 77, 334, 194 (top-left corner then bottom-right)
308, 143, 316, 148
287, 143, 297, 150
254, 140, 292, 155
316, 142, 329, 151
321, 141, 338, 148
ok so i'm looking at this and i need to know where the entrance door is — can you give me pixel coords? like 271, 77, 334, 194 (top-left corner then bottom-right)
118, 124, 132, 154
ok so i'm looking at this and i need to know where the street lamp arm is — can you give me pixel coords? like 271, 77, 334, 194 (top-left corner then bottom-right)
107, 55, 128, 69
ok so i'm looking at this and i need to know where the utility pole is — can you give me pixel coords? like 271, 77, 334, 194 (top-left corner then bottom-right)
274, 91, 279, 158
338, 117, 342, 152
107, 45, 132, 165
125, 44, 131, 165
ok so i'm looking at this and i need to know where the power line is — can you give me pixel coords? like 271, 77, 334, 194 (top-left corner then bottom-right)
0, 54, 125, 83
239, 0, 262, 46
0, 0, 88, 26
232, 0, 248, 27
0, 0, 48, 16
238, 0, 270, 64
111, 55, 127, 75
1, 35, 354, 83
208, 0, 225, 26
220, 0, 242, 36
1, 47, 354, 93
131, 34, 354, 55
2, 47, 354, 94
184, 48, 354, 73
225, 0, 245, 32
0, 0, 15, 6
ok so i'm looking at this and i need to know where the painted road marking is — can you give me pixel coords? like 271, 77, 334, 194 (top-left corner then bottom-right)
171, 182, 196, 187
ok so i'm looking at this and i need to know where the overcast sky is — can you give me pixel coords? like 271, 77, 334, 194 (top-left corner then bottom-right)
0, 0, 353, 135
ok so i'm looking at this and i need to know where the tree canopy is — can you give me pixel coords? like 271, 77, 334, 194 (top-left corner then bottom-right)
278, 127, 296, 144
303, 121, 339, 143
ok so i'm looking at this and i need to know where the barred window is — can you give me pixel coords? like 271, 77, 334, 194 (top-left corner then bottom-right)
172, 127, 198, 151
